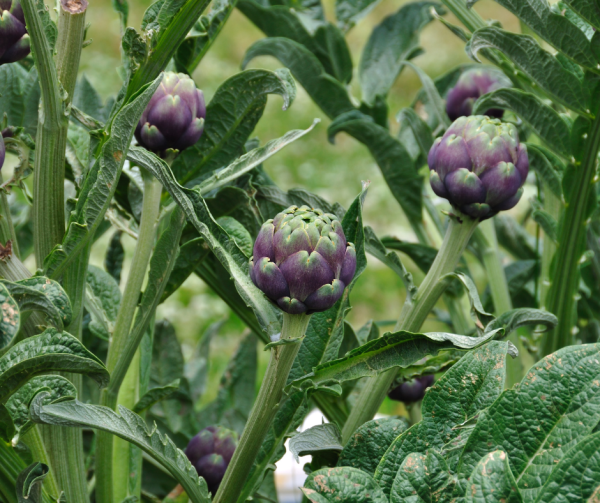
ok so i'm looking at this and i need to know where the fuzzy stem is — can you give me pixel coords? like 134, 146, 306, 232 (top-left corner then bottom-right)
341, 215, 478, 443
96, 170, 162, 503
214, 313, 312, 503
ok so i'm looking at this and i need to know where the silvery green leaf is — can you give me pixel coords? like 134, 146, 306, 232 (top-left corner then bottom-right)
289, 423, 343, 462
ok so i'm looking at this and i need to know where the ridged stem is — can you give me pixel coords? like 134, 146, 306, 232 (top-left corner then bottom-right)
214, 313, 311, 503
341, 215, 478, 443
0, 174, 19, 258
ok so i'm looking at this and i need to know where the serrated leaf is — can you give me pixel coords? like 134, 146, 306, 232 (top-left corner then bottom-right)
338, 417, 408, 475
328, 110, 423, 225
375, 341, 510, 496
359, 2, 439, 106
289, 423, 343, 461
465, 450, 523, 503
302, 467, 388, 503
16, 462, 48, 503
133, 379, 180, 414
473, 88, 572, 157
30, 396, 210, 503
242, 37, 354, 120
172, 69, 296, 186
484, 308, 557, 337
390, 451, 453, 503
467, 27, 590, 115
457, 344, 600, 501
288, 329, 500, 392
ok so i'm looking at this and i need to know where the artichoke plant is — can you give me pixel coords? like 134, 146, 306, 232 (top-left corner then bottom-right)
135, 72, 205, 154
0, 0, 30, 65
184, 426, 238, 494
446, 68, 511, 121
249, 205, 356, 314
388, 375, 434, 403
428, 115, 529, 219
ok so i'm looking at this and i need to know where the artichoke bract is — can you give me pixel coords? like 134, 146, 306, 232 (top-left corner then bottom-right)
250, 205, 356, 315
428, 115, 529, 220
135, 72, 205, 154
0, 0, 30, 65
388, 375, 434, 403
446, 68, 511, 121
185, 426, 238, 494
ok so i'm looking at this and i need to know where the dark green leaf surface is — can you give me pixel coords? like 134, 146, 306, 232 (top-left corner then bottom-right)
467, 27, 590, 115
30, 396, 210, 503
465, 450, 523, 503
335, 0, 381, 32
473, 88, 572, 157
289, 423, 343, 461
526, 144, 564, 198
390, 451, 453, 503
359, 2, 439, 105
338, 417, 408, 475
563, 0, 600, 29
16, 462, 48, 503
133, 380, 180, 414
85, 265, 121, 341
302, 467, 388, 503
484, 308, 557, 337
375, 341, 510, 496
457, 344, 600, 501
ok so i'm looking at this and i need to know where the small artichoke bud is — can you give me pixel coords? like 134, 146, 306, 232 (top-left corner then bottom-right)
446, 68, 511, 121
428, 115, 529, 220
250, 205, 357, 315
388, 375, 434, 403
135, 72, 205, 154
0, 0, 30, 65
184, 426, 238, 494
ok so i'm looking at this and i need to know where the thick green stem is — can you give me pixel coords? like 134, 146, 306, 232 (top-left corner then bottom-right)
341, 215, 478, 443
96, 171, 162, 503
0, 175, 20, 258
214, 313, 311, 503
543, 108, 600, 356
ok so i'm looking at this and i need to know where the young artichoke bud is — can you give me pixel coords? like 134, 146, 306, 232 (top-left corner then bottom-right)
0, 0, 30, 65
184, 426, 238, 494
134, 72, 205, 154
388, 375, 434, 403
428, 115, 529, 220
250, 205, 357, 315
446, 68, 511, 121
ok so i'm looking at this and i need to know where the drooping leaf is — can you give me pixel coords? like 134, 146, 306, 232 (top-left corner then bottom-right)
402, 60, 450, 129
30, 396, 210, 503
390, 451, 453, 503
526, 143, 564, 198
85, 265, 121, 341
456, 343, 600, 501
133, 379, 180, 414
473, 88, 572, 157
444, 272, 495, 328
105, 231, 125, 283
465, 450, 523, 503
16, 462, 49, 503
338, 417, 408, 475
289, 423, 343, 461
396, 107, 434, 161
484, 308, 557, 337
302, 467, 388, 503
375, 341, 510, 496
335, 0, 381, 32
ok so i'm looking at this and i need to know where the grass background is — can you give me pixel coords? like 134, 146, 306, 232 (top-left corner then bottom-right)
77, 0, 519, 413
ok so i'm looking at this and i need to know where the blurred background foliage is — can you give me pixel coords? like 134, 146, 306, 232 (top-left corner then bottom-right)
11, 0, 521, 414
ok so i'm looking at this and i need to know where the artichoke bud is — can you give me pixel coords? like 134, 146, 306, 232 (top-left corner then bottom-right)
0, 0, 30, 65
388, 375, 435, 404
135, 72, 205, 155
184, 426, 238, 494
428, 115, 528, 220
250, 205, 357, 315
446, 68, 511, 121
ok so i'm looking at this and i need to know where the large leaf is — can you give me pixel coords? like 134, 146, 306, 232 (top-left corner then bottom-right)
390, 451, 453, 503
563, 0, 600, 29
375, 341, 511, 496
467, 27, 590, 116
328, 110, 423, 225
288, 329, 501, 393
0, 328, 109, 403
172, 69, 296, 185
302, 467, 388, 503
358, 1, 439, 105
44, 75, 163, 279
473, 88, 572, 157
30, 396, 210, 503
338, 417, 408, 475
465, 451, 523, 503
456, 344, 600, 501
289, 423, 343, 461
242, 37, 355, 119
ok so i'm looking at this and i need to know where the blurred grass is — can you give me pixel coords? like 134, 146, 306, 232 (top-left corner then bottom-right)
78, 0, 518, 413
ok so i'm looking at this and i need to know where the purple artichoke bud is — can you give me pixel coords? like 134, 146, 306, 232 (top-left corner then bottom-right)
134, 72, 205, 154
0, 133, 4, 171
446, 68, 511, 121
249, 205, 357, 315
428, 115, 528, 220
388, 375, 435, 403
185, 426, 238, 494
0, 0, 31, 65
